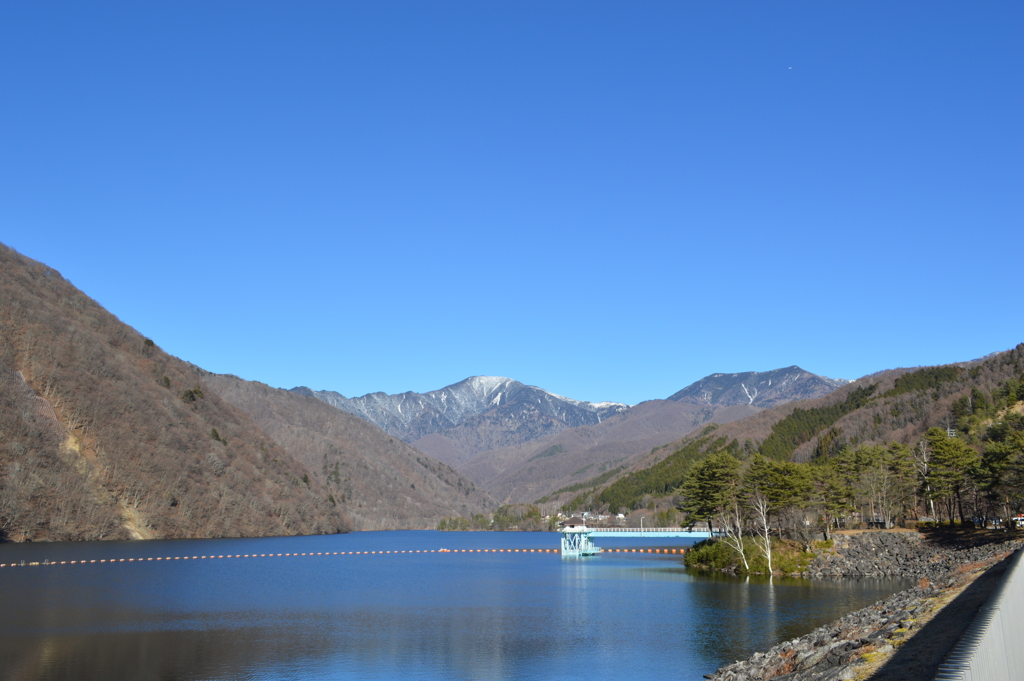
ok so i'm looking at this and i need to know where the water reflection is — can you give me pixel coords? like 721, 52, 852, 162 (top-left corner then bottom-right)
681, 570, 909, 664
0, 533, 910, 681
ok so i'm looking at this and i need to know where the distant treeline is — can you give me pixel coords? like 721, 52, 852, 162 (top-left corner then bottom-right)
677, 410, 1023, 575
438, 504, 552, 531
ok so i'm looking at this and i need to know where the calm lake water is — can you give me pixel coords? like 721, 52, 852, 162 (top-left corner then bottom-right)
0, 531, 910, 681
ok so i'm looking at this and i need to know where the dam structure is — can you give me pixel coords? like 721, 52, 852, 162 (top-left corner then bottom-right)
558, 518, 712, 557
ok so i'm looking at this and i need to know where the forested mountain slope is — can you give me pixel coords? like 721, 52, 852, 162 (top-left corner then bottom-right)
558, 346, 1024, 513
0, 243, 350, 541
206, 374, 495, 530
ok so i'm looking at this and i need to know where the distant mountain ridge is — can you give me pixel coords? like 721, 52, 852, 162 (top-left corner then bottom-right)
292, 376, 629, 447
452, 367, 850, 503
668, 366, 850, 408
295, 368, 850, 504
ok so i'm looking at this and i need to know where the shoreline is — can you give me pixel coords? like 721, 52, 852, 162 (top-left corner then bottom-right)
703, 530, 1022, 681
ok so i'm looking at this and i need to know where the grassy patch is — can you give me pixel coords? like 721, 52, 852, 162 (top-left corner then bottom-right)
684, 537, 815, 574
684, 538, 740, 570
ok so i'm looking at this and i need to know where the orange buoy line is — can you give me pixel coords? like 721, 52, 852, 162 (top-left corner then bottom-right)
0, 547, 574, 567
603, 548, 686, 554
1, 546, 693, 567
0, 546, 699, 567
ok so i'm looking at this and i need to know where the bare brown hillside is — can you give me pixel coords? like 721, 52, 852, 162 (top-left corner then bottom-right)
411, 405, 572, 471
455, 400, 758, 503
205, 375, 496, 529
0, 243, 351, 541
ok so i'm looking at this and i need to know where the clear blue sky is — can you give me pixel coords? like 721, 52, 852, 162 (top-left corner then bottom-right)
3, 2, 1021, 406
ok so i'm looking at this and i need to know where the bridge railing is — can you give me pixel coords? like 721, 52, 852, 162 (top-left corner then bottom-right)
586, 527, 708, 533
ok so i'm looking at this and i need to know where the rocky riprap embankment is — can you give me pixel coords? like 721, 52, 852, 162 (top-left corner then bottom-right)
806, 531, 985, 579
705, 533, 1023, 681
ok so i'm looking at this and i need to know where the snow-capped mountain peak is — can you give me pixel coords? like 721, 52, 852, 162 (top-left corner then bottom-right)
291, 377, 628, 444
667, 366, 850, 408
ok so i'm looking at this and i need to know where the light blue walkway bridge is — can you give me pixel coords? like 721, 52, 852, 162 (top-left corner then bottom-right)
558, 522, 712, 557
